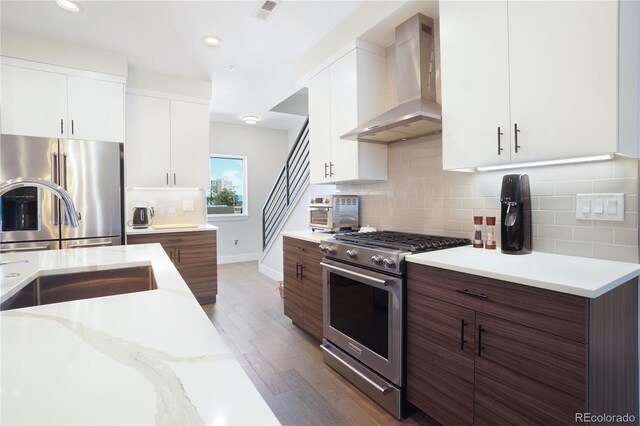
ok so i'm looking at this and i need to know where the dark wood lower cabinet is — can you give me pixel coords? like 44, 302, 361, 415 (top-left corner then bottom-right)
407, 263, 638, 426
127, 230, 217, 303
283, 236, 323, 340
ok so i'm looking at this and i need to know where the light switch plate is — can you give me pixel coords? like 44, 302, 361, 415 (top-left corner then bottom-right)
576, 193, 624, 221
183, 200, 194, 212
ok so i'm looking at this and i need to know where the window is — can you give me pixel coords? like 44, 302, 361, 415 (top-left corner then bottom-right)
207, 155, 247, 216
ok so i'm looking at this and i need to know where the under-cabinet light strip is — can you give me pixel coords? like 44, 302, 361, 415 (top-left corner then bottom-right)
475, 154, 614, 172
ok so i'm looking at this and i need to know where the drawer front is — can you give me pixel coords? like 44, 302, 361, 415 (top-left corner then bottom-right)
407, 263, 588, 343
283, 236, 321, 257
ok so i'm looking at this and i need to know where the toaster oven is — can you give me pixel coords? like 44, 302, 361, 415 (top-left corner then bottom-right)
309, 195, 359, 232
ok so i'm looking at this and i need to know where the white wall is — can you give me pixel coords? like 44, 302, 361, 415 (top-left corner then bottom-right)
208, 122, 289, 263
1, 30, 127, 76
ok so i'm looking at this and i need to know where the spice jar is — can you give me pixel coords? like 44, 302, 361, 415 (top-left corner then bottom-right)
473, 216, 484, 248
485, 216, 496, 249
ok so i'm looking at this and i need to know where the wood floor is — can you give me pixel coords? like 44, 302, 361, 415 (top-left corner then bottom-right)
201, 261, 430, 426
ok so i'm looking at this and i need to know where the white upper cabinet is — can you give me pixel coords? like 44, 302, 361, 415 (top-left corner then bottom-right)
308, 67, 332, 184
0, 61, 125, 143
441, 0, 639, 170
169, 100, 210, 188
125, 94, 171, 188
67, 76, 124, 143
125, 93, 210, 188
1, 65, 67, 138
308, 45, 387, 184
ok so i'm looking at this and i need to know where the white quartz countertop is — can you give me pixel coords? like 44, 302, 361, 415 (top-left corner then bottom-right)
0, 244, 278, 425
127, 223, 218, 235
281, 229, 335, 244
406, 246, 640, 298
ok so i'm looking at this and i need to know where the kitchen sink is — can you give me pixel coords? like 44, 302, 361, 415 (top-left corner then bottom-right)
0, 266, 156, 311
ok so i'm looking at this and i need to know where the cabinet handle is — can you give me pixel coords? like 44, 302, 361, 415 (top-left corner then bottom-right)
177, 249, 181, 263
497, 127, 504, 155
329, 162, 334, 177
514, 123, 521, 153
295, 262, 300, 279
294, 246, 305, 252
300, 264, 305, 279
167, 239, 182, 243
173, 173, 176, 185
460, 319, 468, 350
324, 163, 329, 178
71, 119, 75, 135
169, 250, 173, 262
456, 289, 488, 300
478, 325, 485, 357
60, 118, 64, 135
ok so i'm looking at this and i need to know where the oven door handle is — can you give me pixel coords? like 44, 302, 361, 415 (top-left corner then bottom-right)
321, 343, 392, 395
321, 262, 393, 287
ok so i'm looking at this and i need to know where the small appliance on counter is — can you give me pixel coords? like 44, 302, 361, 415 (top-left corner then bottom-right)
500, 174, 531, 254
309, 194, 359, 232
130, 207, 153, 229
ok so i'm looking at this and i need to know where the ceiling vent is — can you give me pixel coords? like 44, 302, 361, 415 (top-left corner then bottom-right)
255, 0, 278, 20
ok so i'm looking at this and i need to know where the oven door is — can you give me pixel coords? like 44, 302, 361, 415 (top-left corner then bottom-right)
309, 206, 332, 229
321, 258, 403, 386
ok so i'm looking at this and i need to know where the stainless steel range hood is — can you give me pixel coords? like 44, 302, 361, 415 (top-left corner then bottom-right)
341, 13, 441, 143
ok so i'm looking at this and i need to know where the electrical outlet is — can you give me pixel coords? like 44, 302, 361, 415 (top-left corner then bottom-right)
576, 193, 624, 221
167, 207, 177, 218
183, 200, 194, 212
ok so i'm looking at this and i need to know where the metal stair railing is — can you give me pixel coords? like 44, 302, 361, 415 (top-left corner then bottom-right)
262, 118, 310, 249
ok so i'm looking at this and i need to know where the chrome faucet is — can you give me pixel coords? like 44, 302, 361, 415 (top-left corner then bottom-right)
0, 178, 81, 227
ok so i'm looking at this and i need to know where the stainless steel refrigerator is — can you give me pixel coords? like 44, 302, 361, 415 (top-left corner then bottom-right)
0, 135, 124, 253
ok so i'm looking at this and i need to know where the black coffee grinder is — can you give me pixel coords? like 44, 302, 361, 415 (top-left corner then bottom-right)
500, 174, 532, 254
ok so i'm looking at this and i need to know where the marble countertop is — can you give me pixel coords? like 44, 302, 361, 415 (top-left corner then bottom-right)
281, 229, 336, 244
126, 223, 218, 235
0, 244, 279, 425
407, 246, 640, 298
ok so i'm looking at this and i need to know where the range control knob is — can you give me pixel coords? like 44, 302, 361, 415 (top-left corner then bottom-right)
370, 255, 383, 266
346, 249, 357, 259
327, 245, 337, 255
318, 244, 327, 253
383, 258, 396, 268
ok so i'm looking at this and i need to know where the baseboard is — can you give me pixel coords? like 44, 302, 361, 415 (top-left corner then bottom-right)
258, 263, 283, 282
217, 252, 261, 265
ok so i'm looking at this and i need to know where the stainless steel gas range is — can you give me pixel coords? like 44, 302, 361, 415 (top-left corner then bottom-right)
319, 231, 470, 419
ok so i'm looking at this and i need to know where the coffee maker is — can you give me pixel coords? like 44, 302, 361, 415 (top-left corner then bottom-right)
500, 174, 532, 254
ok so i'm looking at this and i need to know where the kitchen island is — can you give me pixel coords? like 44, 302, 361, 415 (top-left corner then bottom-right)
0, 244, 279, 425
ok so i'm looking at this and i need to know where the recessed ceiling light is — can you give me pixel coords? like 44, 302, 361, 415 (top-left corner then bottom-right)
227, 65, 235, 72
242, 115, 259, 125
56, 0, 80, 12
203, 36, 220, 47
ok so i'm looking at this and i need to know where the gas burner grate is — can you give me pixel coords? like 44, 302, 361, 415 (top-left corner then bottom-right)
335, 231, 470, 252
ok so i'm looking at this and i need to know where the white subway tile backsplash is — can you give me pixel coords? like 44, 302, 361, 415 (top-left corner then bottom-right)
555, 240, 593, 258
573, 227, 614, 244
539, 196, 575, 211
337, 138, 639, 263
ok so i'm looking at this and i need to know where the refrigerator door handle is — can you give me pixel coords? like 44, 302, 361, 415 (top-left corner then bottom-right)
51, 151, 59, 225
61, 153, 69, 225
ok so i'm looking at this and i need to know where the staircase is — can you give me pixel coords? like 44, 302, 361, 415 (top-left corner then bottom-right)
262, 118, 310, 250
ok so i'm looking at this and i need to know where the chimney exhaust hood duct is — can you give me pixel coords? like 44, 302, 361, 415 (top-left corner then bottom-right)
341, 13, 441, 144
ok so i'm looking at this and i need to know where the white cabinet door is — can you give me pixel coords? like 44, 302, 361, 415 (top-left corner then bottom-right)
68, 76, 124, 143
125, 94, 171, 187
508, 1, 618, 163
329, 49, 359, 182
440, 0, 511, 170
1, 65, 67, 138
308, 67, 332, 184
170, 100, 210, 188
